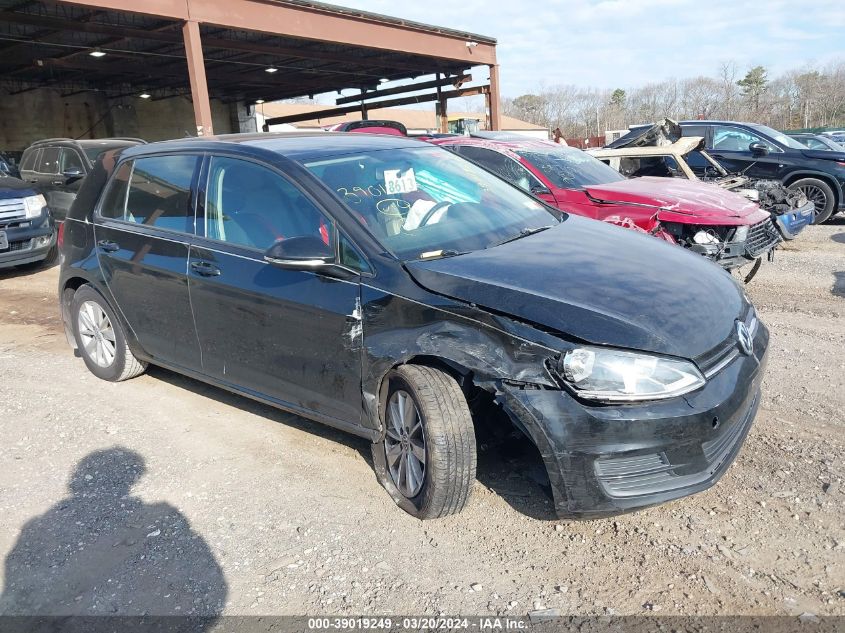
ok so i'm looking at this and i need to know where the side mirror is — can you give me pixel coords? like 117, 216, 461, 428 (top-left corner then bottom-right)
264, 235, 334, 270
530, 183, 551, 196
748, 142, 769, 156
62, 168, 84, 183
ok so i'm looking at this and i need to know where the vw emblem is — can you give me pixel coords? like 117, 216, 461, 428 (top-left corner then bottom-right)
736, 320, 754, 356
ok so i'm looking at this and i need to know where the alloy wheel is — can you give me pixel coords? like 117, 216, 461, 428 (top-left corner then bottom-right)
796, 184, 827, 215
384, 390, 427, 498
77, 300, 117, 368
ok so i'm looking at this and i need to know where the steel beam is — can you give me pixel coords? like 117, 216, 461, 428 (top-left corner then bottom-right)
182, 20, 213, 136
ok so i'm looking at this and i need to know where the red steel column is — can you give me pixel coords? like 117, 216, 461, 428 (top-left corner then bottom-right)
488, 64, 502, 131
182, 20, 214, 136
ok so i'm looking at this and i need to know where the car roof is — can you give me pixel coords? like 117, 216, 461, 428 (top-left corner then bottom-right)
123, 131, 432, 162
432, 136, 562, 153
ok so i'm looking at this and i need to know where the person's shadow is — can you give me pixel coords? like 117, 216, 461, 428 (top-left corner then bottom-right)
0, 447, 227, 623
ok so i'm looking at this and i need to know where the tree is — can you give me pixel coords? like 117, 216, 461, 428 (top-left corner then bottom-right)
610, 88, 626, 107
506, 94, 549, 127
737, 66, 768, 113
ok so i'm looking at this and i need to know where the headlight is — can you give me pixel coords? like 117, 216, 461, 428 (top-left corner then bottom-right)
733, 225, 749, 242
23, 194, 47, 219
558, 346, 705, 402
693, 230, 720, 245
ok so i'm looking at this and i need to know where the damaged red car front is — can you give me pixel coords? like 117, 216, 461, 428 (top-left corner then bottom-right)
433, 137, 780, 277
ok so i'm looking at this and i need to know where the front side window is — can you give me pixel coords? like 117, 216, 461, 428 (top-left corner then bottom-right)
116, 155, 198, 232
37, 147, 60, 174
515, 146, 627, 189
204, 156, 333, 252
712, 126, 776, 152
301, 146, 557, 261
455, 146, 541, 192
60, 149, 85, 173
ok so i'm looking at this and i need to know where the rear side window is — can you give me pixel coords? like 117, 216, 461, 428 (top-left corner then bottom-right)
37, 147, 60, 174
20, 149, 39, 171
126, 155, 198, 232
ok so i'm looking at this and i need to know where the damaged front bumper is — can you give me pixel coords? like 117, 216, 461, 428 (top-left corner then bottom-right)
774, 200, 815, 240
497, 321, 769, 519
686, 217, 781, 270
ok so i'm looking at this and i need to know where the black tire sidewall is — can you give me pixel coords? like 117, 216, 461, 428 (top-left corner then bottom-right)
372, 370, 436, 517
71, 285, 129, 381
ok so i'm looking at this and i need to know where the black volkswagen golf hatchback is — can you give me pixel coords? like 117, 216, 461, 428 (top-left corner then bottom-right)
59, 133, 768, 519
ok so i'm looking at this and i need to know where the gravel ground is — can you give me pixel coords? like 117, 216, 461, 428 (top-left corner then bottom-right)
0, 220, 843, 619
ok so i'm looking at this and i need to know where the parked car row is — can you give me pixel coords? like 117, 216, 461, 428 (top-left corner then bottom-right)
608, 119, 845, 224
0, 137, 145, 270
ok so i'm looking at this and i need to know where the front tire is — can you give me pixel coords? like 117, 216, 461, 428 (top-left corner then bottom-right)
372, 365, 476, 519
788, 178, 835, 224
71, 284, 147, 382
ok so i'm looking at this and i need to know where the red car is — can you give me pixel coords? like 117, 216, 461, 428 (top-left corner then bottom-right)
432, 137, 780, 275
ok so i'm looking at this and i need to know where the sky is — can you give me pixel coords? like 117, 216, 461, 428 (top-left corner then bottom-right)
325, 0, 845, 98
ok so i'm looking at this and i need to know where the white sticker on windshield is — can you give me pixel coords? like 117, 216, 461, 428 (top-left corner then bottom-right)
383, 168, 418, 194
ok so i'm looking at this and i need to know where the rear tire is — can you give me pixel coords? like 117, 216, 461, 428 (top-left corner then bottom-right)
788, 178, 835, 224
71, 284, 147, 382
371, 365, 476, 519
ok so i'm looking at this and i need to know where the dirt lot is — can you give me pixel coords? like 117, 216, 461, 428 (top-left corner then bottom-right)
0, 220, 843, 619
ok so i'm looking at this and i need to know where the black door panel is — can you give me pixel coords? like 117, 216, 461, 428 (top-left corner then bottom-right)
95, 223, 200, 368
188, 243, 363, 424
94, 154, 202, 370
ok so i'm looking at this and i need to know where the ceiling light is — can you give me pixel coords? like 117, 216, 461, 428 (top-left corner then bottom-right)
139, 93, 151, 99
89, 49, 107, 58
265, 67, 278, 73
379, 78, 389, 83
255, 99, 265, 104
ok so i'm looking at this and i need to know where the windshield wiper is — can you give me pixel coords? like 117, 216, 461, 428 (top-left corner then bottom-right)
417, 249, 466, 260
488, 225, 554, 249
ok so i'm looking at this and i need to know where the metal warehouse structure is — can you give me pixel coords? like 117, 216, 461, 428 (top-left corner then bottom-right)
0, 0, 501, 148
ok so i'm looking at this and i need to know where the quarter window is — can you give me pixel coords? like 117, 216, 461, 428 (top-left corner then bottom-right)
100, 162, 133, 219
203, 156, 333, 252
20, 149, 39, 171
124, 155, 198, 232
37, 147, 60, 174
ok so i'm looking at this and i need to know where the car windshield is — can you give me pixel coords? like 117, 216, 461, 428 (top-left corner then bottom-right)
514, 146, 627, 189
302, 146, 558, 261
749, 124, 806, 150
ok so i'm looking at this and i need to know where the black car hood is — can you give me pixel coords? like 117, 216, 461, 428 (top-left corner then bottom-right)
0, 175, 36, 198
405, 216, 745, 359
800, 148, 845, 161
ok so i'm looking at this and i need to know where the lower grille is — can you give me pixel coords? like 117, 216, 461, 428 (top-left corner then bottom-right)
745, 218, 780, 257
1, 239, 31, 253
594, 393, 758, 498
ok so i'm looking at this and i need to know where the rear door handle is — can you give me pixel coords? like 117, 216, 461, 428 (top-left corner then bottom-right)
190, 261, 221, 277
97, 239, 119, 253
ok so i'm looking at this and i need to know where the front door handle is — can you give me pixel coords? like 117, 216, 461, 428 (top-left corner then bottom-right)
190, 261, 221, 277
97, 239, 119, 253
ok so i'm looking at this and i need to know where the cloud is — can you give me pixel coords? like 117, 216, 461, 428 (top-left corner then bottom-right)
327, 0, 844, 95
